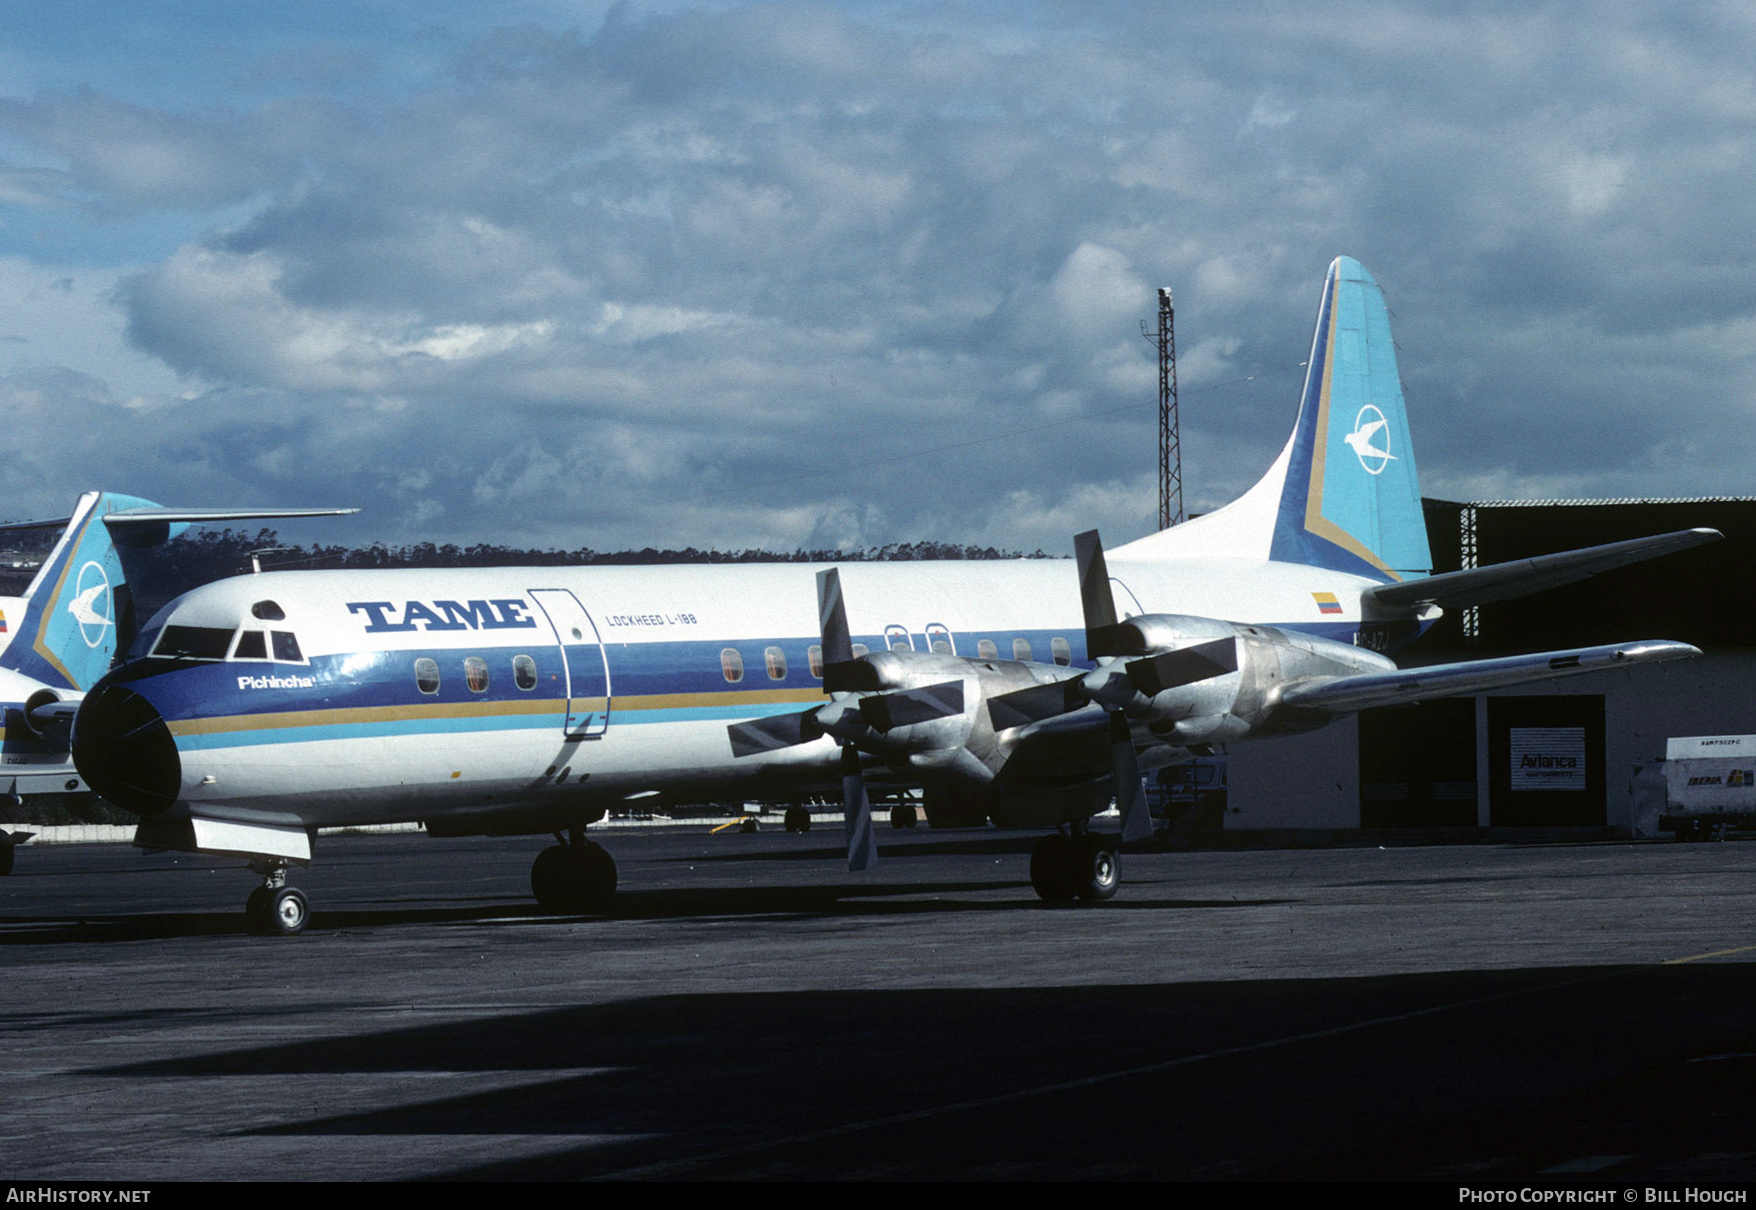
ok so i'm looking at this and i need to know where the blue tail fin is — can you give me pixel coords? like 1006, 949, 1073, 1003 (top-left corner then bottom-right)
1269, 256, 1429, 581
1110, 257, 1431, 583
2, 492, 162, 690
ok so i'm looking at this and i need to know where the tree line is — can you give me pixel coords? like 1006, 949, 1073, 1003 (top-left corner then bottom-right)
123, 528, 1054, 619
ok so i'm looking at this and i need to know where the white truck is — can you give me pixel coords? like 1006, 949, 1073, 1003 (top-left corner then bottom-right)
1660, 735, 1756, 841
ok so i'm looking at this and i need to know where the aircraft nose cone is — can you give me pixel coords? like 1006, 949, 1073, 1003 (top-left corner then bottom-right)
72, 683, 181, 815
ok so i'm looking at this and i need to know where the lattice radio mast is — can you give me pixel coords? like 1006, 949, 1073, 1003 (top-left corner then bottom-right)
1142, 287, 1181, 528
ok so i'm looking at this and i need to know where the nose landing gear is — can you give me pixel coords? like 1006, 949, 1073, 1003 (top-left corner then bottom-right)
245, 861, 310, 936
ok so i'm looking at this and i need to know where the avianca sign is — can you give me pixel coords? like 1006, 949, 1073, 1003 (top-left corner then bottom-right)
347, 599, 539, 633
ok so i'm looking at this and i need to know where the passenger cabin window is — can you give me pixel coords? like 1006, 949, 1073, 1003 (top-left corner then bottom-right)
851, 643, 870, 657
271, 631, 303, 663
885, 626, 913, 651
1012, 637, 1033, 661
415, 657, 440, 695
462, 656, 487, 692
977, 639, 999, 660
1050, 637, 1072, 666
232, 630, 268, 660
764, 646, 787, 680
926, 624, 953, 655
721, 648, 744, 683
154, 626, 235, 661
513, 654, 538, 690
807, 644, 823, 678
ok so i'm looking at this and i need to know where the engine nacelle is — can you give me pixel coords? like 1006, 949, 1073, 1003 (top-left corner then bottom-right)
21, 687, 84, 744
1121, 616, 1395, 745
828, 648, 1081, 781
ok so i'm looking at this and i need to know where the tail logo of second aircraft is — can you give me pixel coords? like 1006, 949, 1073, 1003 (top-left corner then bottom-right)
68, 561, 113, 648
1344, 405, 1397, 475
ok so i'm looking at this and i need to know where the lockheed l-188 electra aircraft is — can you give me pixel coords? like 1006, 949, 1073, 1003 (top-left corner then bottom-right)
0, 494, 355, 874
70, 257, 1717, 935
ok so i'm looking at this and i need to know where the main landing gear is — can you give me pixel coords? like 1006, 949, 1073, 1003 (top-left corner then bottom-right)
245, 861, 310, 936
531, 829, 618, 913
1029, 828, 1120, 903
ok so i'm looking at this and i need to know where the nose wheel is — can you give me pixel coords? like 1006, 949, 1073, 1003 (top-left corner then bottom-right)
245, 863, 310, 936
531, 831, 618, 913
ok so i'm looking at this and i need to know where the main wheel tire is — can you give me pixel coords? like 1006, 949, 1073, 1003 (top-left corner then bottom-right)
1075, 838, 1120, 901
0, 841, 14, 877
244, 885, 271, 934
891, 803, 918, 830
1030, 834, 1078, 903
784, 807, 811, 833
531, 843, 572, 911
266, 886, 309, 936
578, 842, 618, 912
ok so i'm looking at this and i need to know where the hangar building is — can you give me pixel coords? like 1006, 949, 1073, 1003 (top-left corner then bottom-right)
1222, 498, 1756, 837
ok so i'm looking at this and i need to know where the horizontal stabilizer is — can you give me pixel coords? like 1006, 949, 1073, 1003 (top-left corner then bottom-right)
105, 506, 358, 526
0, 504, 356, 534
1362, 529, 1721, 611
1276, 639, 1700, 715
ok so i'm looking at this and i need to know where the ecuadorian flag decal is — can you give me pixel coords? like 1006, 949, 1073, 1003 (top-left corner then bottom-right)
1312, 592, 1343, 615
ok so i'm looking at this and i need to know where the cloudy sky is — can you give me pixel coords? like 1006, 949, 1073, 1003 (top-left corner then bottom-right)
2, 1, 1753, 554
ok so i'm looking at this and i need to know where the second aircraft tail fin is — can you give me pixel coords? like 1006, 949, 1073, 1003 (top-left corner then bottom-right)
1112, 256, 1432, 583
1, 495, 357, 689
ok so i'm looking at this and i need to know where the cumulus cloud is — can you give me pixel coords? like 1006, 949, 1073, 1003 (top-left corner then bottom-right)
0, 3, 1753, 552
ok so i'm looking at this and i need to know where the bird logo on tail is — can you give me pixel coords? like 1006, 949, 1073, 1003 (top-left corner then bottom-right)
1343, 404, 1396, 475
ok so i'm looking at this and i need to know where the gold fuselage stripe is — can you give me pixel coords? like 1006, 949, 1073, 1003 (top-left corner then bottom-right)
165, 685, 828, 736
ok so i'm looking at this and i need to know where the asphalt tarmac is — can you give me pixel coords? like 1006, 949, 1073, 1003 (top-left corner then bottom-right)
3, 825, 1755, 1183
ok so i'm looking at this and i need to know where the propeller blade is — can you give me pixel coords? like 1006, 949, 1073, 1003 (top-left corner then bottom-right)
841, 745, 878, 871
1125, 637, 1238, 697
1108, 710, 1155, 843
816, 568, 854, 664
858, 679, 964, 730
987, 679, 1082, 729
727, 710, 820, 757
1075, 529, 1134, 657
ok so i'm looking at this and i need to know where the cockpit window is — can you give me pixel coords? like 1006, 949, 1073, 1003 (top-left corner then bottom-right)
232, 630, 268, 660
153, 626, 236, 660
129, 625, 162, 660
251, 601, 286, 621
271, 631, 303, 663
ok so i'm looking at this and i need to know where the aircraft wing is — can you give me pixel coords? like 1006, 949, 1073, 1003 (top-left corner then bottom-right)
1275, 639, 1699, 715
1361, 529, 1721, 610
991, 705, 1112, 783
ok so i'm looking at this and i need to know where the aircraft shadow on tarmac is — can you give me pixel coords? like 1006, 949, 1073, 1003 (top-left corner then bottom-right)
72, 963, 1756, 1181
0, 879, 1297, 942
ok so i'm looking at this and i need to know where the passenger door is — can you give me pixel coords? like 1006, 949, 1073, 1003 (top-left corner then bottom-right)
528, 589, 612, 739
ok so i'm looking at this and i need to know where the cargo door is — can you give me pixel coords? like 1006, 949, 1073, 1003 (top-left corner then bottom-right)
529, 589, 611, 739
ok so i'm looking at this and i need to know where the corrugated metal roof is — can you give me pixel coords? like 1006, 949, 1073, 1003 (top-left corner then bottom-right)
1434, 497, 1756, 509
